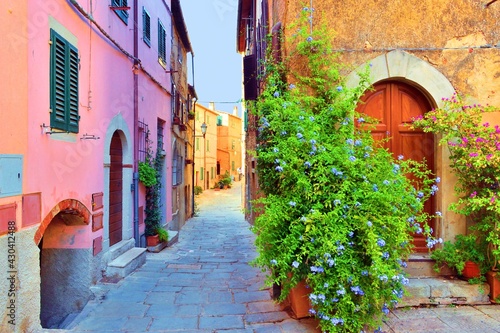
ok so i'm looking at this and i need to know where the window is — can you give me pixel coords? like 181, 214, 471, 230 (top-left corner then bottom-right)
232, 140, 235, 150
216, 116, 222, 126
206, 140, 210, 152
50, 29, 79, 133
196, 138, 200, 151
172, 145, 183, 186
200, 167, 204, 180
232, 161, 235, 171
177, 39, 183, 63
142, 7, 151, 46
158, 20, 166, 66
111, 0, 129, 25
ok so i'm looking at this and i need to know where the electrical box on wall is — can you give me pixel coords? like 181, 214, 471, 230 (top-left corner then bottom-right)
0, 155, 23, 198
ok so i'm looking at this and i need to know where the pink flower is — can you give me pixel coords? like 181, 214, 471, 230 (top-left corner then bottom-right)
487, 154, 493, 160
491, 196, 496, 204
462, 137, 469, 144
470, 191, 477, 198
469, 152, 478, 157
483, 122, 490, 127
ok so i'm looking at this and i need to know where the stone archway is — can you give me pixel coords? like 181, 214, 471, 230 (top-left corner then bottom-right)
36, 199, 91, 328
347, 50, 464, 242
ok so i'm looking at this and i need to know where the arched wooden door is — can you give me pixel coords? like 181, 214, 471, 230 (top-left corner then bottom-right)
357, 81, 435, 252
109, 132, 123, 246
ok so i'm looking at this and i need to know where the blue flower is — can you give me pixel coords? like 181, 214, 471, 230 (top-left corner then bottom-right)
357, 117, 365, 124
310, 139, 316, 145
382, 252, 390, 260
334, 199, 341, 206
346, 138, 354, 145
289, 83, 296, 89
349, 156, 356, 162
304, 161, 311, 168
435, 177, 441, 183
275, 166, 283, 172
431, 185, 439, 194
348, 231, 354, 238
331, 317, 344, 326
436, 211, 442, 216
270, 259, 277, 265
336, 86, 343, 92
309, 116, 315, 121
417, 191, 424, 198
383, 180, 390, 185
377, 238, 386, 247
379, 274, 388, 282
303, 7, 309, 11
382, 304, 389, 315
361, 270, 369, 276
398, 155, 404, 160
273, 91, 279, 98
306, 36, 313, 42
367, 221, 373, 227
364, 153, 370, 158
273, 147, 279, 153
280, 130, 287, 136
292, 261, 300, 268
327, 259, 335, 267
373, 184, 379, 192
299, 115, 304, 120
289, 201, 296, 207
351, 285, 364, 295
297, 132, 303, 139
354, 139, 362, 146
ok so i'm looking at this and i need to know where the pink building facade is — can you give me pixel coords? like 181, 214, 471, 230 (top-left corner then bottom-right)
0, 0, 193, 330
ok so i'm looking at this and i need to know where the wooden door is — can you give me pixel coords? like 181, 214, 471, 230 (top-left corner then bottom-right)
109, 132, 123, 246
357, 81, 435, 252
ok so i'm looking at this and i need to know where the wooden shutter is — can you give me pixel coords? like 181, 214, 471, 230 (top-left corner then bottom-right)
50, 29, 79, 133
158, 20, 166, 62
243, 54, 257, 101
143, 7, 151, 46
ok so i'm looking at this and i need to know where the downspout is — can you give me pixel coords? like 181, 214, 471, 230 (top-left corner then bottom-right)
190, 52, 196, 216
133, 0, 140, 247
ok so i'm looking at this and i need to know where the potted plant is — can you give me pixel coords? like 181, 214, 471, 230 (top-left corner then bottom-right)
250, 8, 439, 332
188, 111, 195, 120
430, 234, 486, 280
412, 95, 500, 296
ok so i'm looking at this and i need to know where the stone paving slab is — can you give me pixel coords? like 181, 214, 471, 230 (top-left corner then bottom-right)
37, 182, 499, 333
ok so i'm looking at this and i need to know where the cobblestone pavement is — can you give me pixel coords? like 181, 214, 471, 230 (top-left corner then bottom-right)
64, 181, 320, 332
49, 181, 499, 333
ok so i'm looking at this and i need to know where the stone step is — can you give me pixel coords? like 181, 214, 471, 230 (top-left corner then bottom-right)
147, 230, 179, 253
400, 277, 491, 307
108, 238, 135, 262
106, 247, 147, 278
404, 253, 454, 277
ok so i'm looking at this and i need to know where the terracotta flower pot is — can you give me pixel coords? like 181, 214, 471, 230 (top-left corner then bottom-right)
461, 261, 481, 280
287, 280, 312, 319
486, 270, 500, 303
147, 234, 160, 247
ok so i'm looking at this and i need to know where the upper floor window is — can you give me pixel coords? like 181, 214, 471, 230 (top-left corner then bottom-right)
142, 7, 151, 46
111, 0, 129, 25
158, 20, 167, 67
50, 29, 79, 133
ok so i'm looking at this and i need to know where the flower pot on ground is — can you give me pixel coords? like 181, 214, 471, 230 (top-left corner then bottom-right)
486, 270, 500, 303
462, 261, 481, 280
147, 234, 160, 246
287, 279, 312, 318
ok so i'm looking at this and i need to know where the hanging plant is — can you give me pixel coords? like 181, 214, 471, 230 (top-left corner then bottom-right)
138, 161, 157, 187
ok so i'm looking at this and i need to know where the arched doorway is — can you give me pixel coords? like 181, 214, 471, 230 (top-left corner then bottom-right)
109, 131, 123, 246
357, 81, 435, 252
37, 199, 91, 328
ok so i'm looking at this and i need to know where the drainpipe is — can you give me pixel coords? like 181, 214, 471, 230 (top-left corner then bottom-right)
190, 54, 196, 217
133, 0, 140, 247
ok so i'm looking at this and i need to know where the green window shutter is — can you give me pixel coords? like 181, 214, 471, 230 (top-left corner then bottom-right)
200, 167, 204, 180
50, 29, 79, 133
158, 20, 166, 62
142, 7, 151, 46
216, 116, 222, 126
232, 161, 235, 171
196, 138, 200, 151
112, 0, 128, 24
244, 111, 248, 131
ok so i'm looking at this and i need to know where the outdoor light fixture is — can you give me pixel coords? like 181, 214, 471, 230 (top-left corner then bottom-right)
200, 122, 207, 138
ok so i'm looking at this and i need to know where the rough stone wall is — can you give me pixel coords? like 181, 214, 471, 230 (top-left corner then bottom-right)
0, 227, 41, 333
281, 0, 500, 105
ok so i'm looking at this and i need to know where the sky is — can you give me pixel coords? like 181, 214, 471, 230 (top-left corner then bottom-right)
180, 0, 243, 116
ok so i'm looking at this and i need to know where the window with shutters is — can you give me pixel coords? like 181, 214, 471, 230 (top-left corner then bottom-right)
142, 7, 151, 46
50, 29, 79, 133
158, 20, 166, 66
111, 0, 129, 25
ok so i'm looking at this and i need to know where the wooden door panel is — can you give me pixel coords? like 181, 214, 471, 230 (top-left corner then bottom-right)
109, 132, 123, 246
358, 81, 435, 252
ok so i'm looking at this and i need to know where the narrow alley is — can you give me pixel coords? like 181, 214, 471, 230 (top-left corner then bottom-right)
52, 181, 320, 333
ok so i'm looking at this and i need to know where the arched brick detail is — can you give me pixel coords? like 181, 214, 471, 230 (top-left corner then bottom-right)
34, 199, 91, 245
